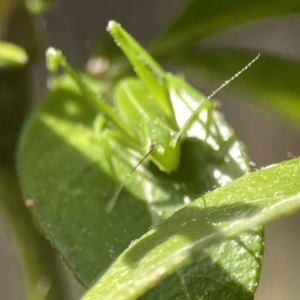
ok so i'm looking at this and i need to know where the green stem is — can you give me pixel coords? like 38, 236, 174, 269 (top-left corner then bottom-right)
0, 164, 69, 300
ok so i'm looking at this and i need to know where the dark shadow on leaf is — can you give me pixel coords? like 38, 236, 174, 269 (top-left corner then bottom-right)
124, 203, 260, 265
141, 249, 255, 300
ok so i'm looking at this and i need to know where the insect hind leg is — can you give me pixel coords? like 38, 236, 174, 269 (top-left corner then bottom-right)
105, 146, 157, 213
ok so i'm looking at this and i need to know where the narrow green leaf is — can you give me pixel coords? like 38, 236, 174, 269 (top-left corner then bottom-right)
0, 41, 28, 67
152, 0, 300, 57
82, 158, 300, 300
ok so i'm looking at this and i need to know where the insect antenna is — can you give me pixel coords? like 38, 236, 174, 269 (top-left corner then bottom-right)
172, 53, 260, 145
105, 145, 157, 213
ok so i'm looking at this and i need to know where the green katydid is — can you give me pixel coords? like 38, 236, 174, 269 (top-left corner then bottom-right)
46, 20, 259, 213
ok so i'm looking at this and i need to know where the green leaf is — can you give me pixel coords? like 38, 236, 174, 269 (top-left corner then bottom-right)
0, 41, 28, 67
82, 158, 300, 300
17, 69, 262, 298
172, 49, 300, 130
152, 0, 300, 57
18, 22, 263, 298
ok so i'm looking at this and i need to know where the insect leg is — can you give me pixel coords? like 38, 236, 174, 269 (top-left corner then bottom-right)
105, 146, 156, 214
46, 47, 137, 143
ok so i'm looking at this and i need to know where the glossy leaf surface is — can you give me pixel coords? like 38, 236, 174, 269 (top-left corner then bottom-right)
83, 158, 300, 300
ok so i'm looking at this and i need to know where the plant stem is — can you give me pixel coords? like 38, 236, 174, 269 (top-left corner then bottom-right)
0, 163, 70, 300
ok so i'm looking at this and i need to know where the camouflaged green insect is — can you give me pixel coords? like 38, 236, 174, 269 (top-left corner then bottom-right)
46, 20, 259, 212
